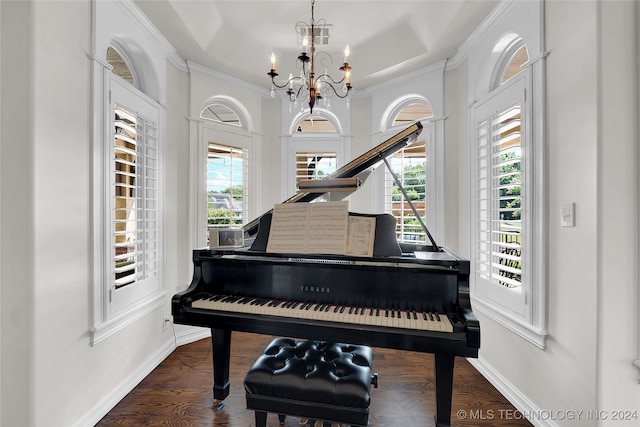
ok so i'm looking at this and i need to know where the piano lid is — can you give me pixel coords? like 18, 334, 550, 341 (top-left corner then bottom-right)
243, 122, 424, 236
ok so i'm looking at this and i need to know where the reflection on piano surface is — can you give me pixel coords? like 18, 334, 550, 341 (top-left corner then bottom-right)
172, 123, 480, 427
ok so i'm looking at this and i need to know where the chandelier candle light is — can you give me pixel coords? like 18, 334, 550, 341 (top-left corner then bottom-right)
268, 0, 352, 115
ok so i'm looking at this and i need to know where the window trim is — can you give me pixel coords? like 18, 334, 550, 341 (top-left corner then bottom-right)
195, 119, 257, 249
470, 60, 547, 350
374, 119, 441, 244
90, 66, 166, 346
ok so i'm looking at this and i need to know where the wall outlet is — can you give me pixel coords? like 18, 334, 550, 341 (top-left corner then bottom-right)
163, 316, 171, 331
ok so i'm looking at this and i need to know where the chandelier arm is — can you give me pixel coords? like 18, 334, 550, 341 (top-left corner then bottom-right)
317, 73, 346, 86
271, 75, 307, 90
270, 77, 292, 90
320, 82, 351, 99
295, 84, 308, 100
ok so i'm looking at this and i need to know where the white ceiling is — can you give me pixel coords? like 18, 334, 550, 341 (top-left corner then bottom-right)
134, 0, 499, 90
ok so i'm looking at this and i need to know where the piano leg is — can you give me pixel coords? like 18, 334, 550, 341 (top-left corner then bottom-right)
211, 327, 232, 409
434, 353, 455, 427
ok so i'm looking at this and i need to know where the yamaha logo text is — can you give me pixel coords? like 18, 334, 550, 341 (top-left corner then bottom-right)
300, 285, 331, 293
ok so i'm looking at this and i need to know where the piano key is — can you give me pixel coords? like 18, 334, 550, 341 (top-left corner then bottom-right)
191, 295, 453, 333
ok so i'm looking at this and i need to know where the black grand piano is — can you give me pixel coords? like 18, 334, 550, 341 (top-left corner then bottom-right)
172, 122, 480, 427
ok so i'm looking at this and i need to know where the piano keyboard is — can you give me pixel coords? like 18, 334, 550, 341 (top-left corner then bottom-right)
191, 294, 454, 333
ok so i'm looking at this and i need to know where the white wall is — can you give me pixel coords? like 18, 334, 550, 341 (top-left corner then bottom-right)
596, 0, 640, 419
1, 1, 35, 425
452, 1, 640, 426
0, 1, 188, 425
1, 1, 638, 426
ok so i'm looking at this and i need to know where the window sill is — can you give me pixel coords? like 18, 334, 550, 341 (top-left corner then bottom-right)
472, 295, 547, 349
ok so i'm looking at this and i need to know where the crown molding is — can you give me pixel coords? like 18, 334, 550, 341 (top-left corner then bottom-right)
447, 0, 519, 70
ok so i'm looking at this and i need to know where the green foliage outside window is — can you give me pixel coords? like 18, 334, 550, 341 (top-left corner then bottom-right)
391, 163, 426, 202
207, 186, 243, 226
499, 152, 521, 220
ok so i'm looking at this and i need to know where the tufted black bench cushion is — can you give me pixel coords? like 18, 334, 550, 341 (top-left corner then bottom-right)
244, 337, 374, 427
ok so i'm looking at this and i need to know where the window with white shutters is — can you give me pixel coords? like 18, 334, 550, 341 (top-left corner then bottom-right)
475, 104, 522, 291
383, 102, 433, 243
207, 143, 248, 228
471, 67, 546, 347
91, 72, 164, 344
384, 141, 427, 243
107, 88, 163, 317
113, 105, 159, 291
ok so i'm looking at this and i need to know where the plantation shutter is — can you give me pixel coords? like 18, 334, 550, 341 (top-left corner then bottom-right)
295, 151, 337, 182
113, 105, 159, 290
475, 103, 522, 289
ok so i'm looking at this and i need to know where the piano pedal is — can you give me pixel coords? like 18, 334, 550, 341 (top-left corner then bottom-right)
212, 399, 225, 410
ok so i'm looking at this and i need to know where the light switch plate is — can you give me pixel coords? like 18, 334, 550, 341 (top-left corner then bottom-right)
561, 202, 575, 227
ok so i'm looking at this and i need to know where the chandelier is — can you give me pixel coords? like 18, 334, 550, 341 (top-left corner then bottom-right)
267, 0, 352, 115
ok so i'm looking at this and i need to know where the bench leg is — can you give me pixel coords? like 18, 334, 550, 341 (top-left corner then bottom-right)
254, 410, 267, 427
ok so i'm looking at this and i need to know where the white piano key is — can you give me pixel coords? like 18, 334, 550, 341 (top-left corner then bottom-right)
191, 295, 454, 333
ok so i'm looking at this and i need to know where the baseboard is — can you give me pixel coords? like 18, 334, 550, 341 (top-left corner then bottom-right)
174, 325, 210, 346
467, 356, 556, 427
71, 326, 209, 427
71, 337, 176, 427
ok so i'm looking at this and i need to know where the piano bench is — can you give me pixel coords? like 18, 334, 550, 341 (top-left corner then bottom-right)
244, 337, 376, 427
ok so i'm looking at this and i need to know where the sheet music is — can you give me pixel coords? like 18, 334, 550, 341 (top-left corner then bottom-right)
266, 201, 349, 255
346, 216, 376, 257
266, 203, 310, 253
307, 202, 349, 254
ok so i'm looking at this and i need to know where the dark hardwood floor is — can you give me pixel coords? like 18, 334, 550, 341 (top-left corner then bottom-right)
96, 332, 532, 427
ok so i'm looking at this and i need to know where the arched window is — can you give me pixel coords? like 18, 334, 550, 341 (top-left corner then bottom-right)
285, 111, 345, 197
107, 46, 134, 86
383, 101, 434, 243
201, 103, 241, 127
91, 22, 165, 345
499, 44, 529, 85
296, 117, 337, 133
470, 28, 546, 348
392, 102, 433, 127
198, 97, 253, 245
